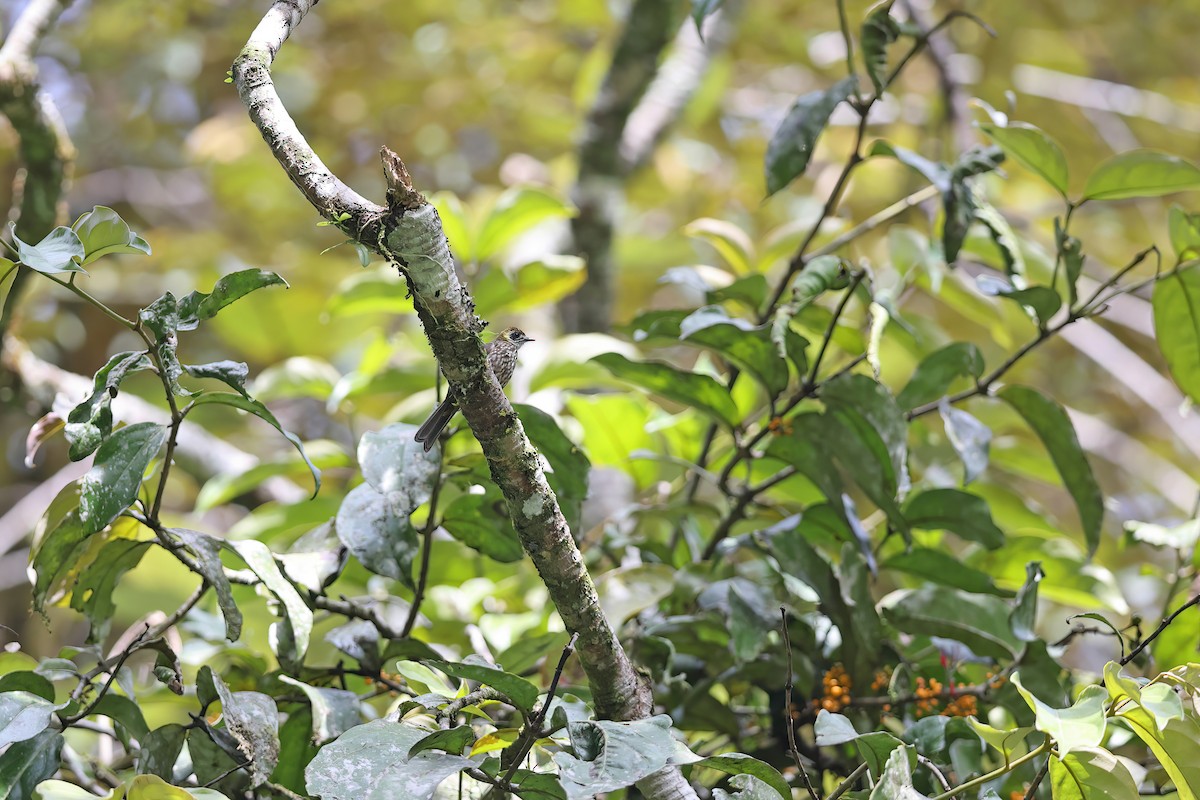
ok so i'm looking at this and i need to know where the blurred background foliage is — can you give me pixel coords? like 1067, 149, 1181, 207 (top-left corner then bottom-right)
2, 0, 1199, 715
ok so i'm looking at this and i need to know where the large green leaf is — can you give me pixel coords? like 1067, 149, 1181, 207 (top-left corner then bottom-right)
177, 269, 289, 330
476, 187, 574, 261
1049, 748, 1140, 800
697, 754, 791, 800
881, 586, 1020, 660
1104, 662, 1200, 800
592, 353, 739, 427
514, 404, 590, 535
79, 422, 167, 533
228, 540, 312, 670
998, 386, 1104, 556
1153, 263, 1200, 403
1083, 149, 1200, 201
770, 254, 845, 358
896, 343, 984, 411
171, 529, 243, 642
188, 393, 320, 497
12, 224, 84, 274
423, 659, 540, 714
861, 2, 901, 94
0, 692, 59, 748
70, 537, 152, 640
765, 76, 857, 196
553, 716, 698, 800
978, 122, 1069, 198
305, 719, 479, 800
678, 307, 789, 395
72, 206, 152, 264
64, 350, 152, 461
440, 485, 524, 563
884, 548, 1011, 596
0, 728, 63, 800
902, 488, 1004, 549
1011, 675, 1107, 754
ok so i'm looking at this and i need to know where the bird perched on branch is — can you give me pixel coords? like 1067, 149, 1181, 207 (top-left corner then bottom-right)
415, 327, 534, 452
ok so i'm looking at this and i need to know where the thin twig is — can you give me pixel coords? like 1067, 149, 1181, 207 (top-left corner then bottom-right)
781, 608, 821, 800
1022, 755, 1050, 800
402, 442, 446, 638
500, 633, 578, 788
806, 271, 866, 389
1120, 593, 1200, 666
826, 762, 869, 800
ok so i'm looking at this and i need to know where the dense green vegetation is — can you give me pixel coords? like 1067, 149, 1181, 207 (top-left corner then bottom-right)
1, 2, 1199, 800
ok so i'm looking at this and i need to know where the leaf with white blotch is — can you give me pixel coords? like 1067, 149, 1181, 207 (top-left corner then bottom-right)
79, 422, 167, 533
278, 676, 360, 745
939, 400, 991, 484
424, 658, 540, 714
698, 754, 791, 800
64, 350, 153, 461
171, 529, 242, 641
868, 746, 930, 800
0, 728, 63, 799
211, 672, 279, 786
336, 483, 418, 586
0, 691, 60, 748
229, 540, 312, 668
185, 360, 251, 397
553, 715, 700, 800
305, 719, 480, 800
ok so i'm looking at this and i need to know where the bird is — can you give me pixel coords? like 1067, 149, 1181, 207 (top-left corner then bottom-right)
414, 326, 534, 452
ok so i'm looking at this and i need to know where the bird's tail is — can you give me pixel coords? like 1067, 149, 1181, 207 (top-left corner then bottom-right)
414, 397, 459, 451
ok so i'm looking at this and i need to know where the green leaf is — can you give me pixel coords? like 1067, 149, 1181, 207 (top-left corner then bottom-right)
1083, 149, 1200, 201
137, 724, 188, 779
305, 720, 478, 800
474, 256, 587, 316
709, 273, 769, 312
998, 386, 1104, 556
514, 404, 590, 534
277, 676, 360, 745
881, 586, 1021, 660
476, 187, 574, 261
1104, 662, 1200, 800
249, 357, 339, 402
1055, 218, 1086, 308
553, 715, 698, 800
765, 76, 858, 196
939, 401, 991, 484
869, 140, 948, 189
12, 224, 84, 274
679, 307, 789, 395
884, 548, 1011, 596
896, 343, 984, 411
88, 693, 150, 740
691, 0, 723, 34
861, 2, 900, 94
683, 218, 755, 274
592, 352, 740, 427
975, 198, 1027, 279
79, 422, 167, 533
0, 729, 63, 800
978, 122, 1069, 198
183, 360, 250, 397
171, 529, 243, 642
408, 727, 475, 758
564, 393, 657, 489
64, 351, 153, 461
1009, 561, 1044, 642
764, 414, 845, 504
1169, 205, 1200, 262
902, 488, 1004, 548
770, 254, 846, 358
327, 267, 416, 317
72, 206, 152, 264
822, 373, 909, 498
697, 754, 791, 800
977, 275, 1062, 327
0, 692, 59, 748
425, 660, 540, 714
70, 537, 153, 640
1153, 263, 1200, 403
1011, 675, 1107, 754
228, 541, 312, 670
0, 673, 54, 703
441, 486, 524, 563
813, 710, 859, 745
177, 269, 288, 331
1049, 748, 1141, 800
188, 393, 320, 497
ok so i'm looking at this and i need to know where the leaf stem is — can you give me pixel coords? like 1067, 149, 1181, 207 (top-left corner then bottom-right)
43, 272, 137, 330
930, 737, 1050, 800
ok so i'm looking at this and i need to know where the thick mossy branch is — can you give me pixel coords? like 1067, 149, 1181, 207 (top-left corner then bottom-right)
231, 9, 676, 782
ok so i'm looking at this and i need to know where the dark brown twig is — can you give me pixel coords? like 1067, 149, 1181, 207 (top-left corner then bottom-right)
782, 608, 821, 800
1120, 593, 1200, 666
